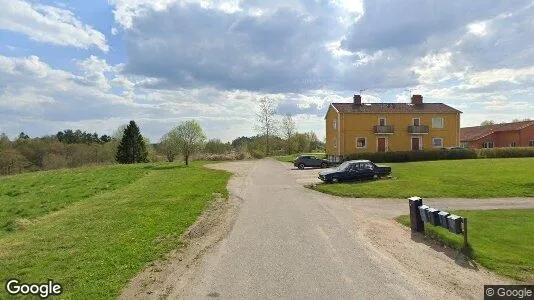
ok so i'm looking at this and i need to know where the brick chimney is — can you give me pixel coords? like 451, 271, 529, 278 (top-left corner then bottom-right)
353, 94, 362, 105
411, 94, 423, 105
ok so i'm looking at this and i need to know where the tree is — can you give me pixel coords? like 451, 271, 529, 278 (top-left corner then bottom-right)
115, 121, 148, 164
281, 114, 296, 154
480, 120, 495, 126
170, 120, 206, 166
205, 139, 231, 154
160, 132, 180, 162
18, 132, 29, 140
0, 133, 10, 151
255, 97, 278, 156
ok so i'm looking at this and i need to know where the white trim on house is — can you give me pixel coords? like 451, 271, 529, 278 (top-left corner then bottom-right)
432, 137, 444, 148
411, 136, 422, 150
356, 137, 367, 148
412, 117, 421, 126
376, 137, 388, 152
432, 117, 444, 129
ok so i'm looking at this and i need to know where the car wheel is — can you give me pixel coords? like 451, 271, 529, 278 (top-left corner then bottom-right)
321, 162, 327, 168
332, 177, 339, 183
298, 163, 305, 169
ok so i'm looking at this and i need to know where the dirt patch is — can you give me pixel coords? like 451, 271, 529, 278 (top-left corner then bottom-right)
119, 161, 255, 300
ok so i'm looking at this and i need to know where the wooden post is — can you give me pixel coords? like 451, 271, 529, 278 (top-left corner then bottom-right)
463, 218, 468, 248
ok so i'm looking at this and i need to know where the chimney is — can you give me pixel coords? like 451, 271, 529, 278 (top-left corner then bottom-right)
411, 94, 423, 105
353, 94, 362, 105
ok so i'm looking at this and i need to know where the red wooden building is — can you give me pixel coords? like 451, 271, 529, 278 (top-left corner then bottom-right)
460, 121, 534, 149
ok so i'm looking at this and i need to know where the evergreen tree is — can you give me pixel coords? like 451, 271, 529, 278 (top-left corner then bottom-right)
115, 121, 148, 164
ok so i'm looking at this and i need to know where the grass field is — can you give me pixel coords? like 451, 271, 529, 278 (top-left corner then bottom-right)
272, 152, 326, 163
312, 158, 534, 198
0, 162, 230, 299
397, 209, 534, 282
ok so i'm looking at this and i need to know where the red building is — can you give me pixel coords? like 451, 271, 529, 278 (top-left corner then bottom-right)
460, 121, 534, 149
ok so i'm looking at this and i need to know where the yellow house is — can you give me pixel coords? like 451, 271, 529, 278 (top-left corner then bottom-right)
325, 95, 462, 162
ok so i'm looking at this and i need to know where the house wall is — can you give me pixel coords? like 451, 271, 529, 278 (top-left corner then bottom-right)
337, 112, 460, 155
467, 125, 534, 149
325, 106, 339, 157
519, 125, 534, 147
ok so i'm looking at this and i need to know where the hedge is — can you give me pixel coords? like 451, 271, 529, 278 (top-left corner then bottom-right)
343, 147, 534, 163
477, 147, 534, 158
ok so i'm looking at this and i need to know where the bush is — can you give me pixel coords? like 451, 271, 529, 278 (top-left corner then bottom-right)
477, 147, 534, 159
344, 149, 477, 163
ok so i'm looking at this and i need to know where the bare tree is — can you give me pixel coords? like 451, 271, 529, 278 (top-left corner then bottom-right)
255, 97, 278, 156
281, 114, 296, 154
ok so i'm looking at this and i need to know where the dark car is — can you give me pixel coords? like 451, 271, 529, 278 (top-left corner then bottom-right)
318, 160, 391, 183
294, 155, 329, 169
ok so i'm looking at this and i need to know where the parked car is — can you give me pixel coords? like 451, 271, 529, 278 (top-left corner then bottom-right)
318, 160, 391, 183
294, 155, 330, 169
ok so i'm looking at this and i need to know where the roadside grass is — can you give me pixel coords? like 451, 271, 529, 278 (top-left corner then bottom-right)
312, 158, 534, 198
0, 162, 230, 299
273, 152, 326, 163
396, 209, 534, 282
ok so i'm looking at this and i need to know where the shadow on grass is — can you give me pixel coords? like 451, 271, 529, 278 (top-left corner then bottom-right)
409, 231, 477, 270
142, 164, 185, 171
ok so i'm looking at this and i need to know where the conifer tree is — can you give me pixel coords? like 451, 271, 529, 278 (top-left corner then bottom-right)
115, 121, 148, 163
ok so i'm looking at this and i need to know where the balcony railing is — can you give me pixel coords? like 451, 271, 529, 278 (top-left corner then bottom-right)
374, 125, 395, 134
408, 125, 430, 134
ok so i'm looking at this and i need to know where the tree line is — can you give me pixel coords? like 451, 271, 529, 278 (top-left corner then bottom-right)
1, 97, 324, 175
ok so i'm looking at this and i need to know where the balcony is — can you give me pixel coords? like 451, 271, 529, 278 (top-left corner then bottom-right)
374, 125, 395, 134
408, 125, 429, 134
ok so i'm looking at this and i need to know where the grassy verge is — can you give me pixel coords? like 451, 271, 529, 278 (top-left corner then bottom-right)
0, 162, 231, 299
396, 209, 534, 282
312, 158, 534, 198
272, 152, 326, 163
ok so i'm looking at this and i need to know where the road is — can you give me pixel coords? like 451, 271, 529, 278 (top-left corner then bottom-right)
124, 159, 534, 299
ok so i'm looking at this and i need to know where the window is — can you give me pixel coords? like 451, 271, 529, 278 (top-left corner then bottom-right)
356, 137, 367, 148
333, 119, 337, 129
379, 117, 386, 126
333, 138, 337, 148
413, 118, 420, 126
432, 138, 443, 148
432, 117, 444, 128
530, 140, 534, 147
483, 141, 494, 149
510, 142, 517, 147
460, 142, 469, 148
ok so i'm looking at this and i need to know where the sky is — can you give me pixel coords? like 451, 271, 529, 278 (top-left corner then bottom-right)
1, 0, 534, 142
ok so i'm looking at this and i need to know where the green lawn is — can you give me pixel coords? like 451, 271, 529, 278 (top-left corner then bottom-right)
312, 158, 534, 198
273, 152, 326, 163
0, 162, 230, 299
397, 209, 534, 282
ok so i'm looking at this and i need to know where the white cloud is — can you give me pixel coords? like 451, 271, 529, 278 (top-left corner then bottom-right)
0, 0, 108, 52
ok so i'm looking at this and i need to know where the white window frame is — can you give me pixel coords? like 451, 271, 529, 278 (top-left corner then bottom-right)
378, 117, 387, 126
412, 117, 421, 126
529, 140, 534, 147
510, 142, 517, 147
356, 137, 367, 148
432, 117, 444, 129
411, 137, 422, 150
432, 138, 444, 148
482, 141, 494, 149
333, 119, 337, 130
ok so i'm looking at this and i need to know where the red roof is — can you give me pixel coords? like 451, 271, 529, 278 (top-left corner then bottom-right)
461, 121, 534, 142
331, 103, 461, 114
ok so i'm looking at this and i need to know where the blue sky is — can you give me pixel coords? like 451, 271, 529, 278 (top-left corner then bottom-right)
1, 0, 533, 142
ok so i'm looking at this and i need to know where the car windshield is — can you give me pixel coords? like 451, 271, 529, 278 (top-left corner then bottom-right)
337, 162, 351, 170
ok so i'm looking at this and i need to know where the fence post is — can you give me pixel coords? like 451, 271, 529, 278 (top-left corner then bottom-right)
463, 218, 468, 248
408, 196, 424, 233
